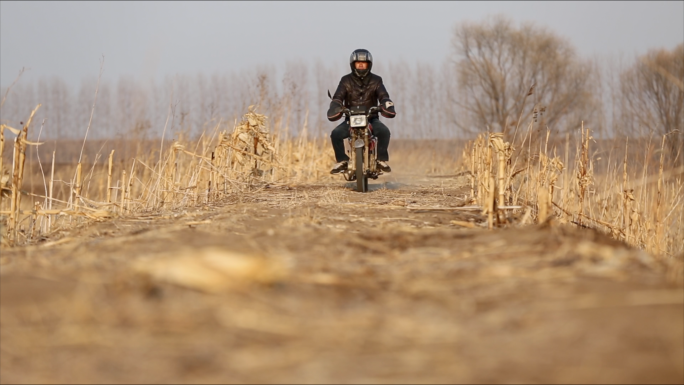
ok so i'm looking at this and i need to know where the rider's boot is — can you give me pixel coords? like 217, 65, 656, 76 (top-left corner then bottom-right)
377, 161, 391, 173
330, 160, 348, 174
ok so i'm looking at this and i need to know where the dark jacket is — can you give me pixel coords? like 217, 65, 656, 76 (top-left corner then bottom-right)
327, 73, 396, 121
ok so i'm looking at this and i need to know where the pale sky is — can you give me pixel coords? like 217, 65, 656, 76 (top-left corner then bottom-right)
1, 1, 683, 88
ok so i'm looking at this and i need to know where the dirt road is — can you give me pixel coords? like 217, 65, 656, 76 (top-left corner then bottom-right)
1, 172, 682, 383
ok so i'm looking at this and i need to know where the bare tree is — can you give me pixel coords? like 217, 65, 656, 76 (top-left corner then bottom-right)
451, 15, 599, 139
618, 44, 684, 165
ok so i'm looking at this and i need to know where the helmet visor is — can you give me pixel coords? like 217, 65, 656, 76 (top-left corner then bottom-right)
350, 50, 373, 64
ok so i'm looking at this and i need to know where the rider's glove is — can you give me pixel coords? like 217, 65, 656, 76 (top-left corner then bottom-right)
380, 99, 396, 118
327, 100, 344, 122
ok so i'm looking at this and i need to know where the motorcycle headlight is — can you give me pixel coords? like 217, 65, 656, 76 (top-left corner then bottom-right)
350, 115, 367, 128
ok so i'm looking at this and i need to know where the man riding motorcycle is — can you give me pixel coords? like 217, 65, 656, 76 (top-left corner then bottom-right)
327, 49, 396, 174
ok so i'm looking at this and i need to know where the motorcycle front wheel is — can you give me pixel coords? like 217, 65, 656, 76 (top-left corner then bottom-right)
355, 147, 367, 192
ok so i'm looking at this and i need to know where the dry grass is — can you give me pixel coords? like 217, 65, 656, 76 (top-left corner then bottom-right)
0, 106, 337, 246
2, 103, 683, 261
461, 119, 684, 259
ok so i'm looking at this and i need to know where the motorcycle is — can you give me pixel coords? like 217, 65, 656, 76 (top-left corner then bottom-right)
340, 105, 382, 193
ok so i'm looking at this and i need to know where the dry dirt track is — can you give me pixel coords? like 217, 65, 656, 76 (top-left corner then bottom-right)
1, 172, 683, 384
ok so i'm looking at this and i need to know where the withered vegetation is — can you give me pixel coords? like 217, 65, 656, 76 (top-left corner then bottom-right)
1, 18, 682, 384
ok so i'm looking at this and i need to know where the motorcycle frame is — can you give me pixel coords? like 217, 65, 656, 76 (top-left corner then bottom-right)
341, 106, 381, 182
345, 126, 379, 181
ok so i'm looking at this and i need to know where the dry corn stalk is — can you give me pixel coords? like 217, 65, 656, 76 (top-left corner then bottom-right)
120, 169, 126, 214
484, 134, 493, 203
224, 106, 277, 179
0, 125, 10, 212
0, 125, 7, 191
7, 105, 41, 244
538, 185, 549, 224
487, 176, 496, 229
106, 150, 114, 204
471, 134, 486, 205
653, 135, 666, 256
30, 201, 40, 240
575, 123, 593, 226
490, 133, 514, 206
539, 153, 564, 200
127, 160, 136, 212
470, 141, 476, 202
623, 189, 635, 244
47, 150, 55, 232
74, 163, 82, 212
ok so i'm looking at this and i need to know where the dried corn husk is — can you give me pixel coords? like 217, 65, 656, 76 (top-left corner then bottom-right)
133, 247, 288, 293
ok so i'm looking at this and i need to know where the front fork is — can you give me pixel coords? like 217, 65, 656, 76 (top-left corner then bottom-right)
347, 128, 377, 177
367, 132, 377, 173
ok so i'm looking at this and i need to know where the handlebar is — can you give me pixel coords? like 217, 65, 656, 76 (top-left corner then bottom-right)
342, 106, 379, 116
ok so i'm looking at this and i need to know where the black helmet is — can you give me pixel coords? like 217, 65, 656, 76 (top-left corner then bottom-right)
350, 49, 373, 79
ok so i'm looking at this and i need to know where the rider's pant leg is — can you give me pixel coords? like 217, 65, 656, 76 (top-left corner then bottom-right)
370, 118, 391, 161
330, 122, 350, 162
